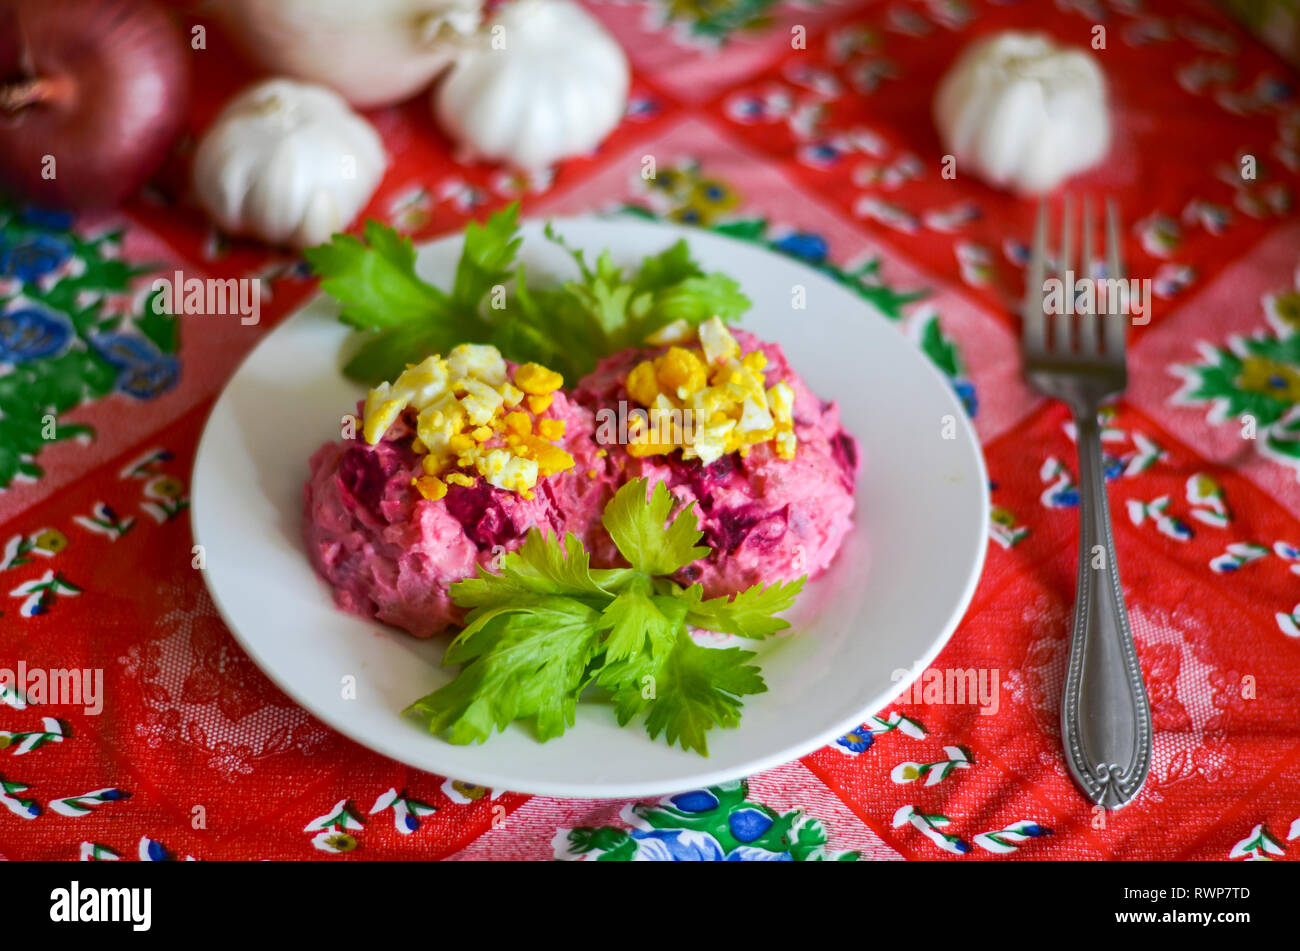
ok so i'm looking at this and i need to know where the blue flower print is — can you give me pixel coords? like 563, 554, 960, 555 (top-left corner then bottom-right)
772, 231, 829, 264
0, 307, 72, 363
668, 789, 719, 812
629, 828, 792, 861
19, 207, 76, 230
88, 333, 181, 399
0, 233, 73, 282
953, 379, 978, 418
836, 725, 875, 754
728, 808, 774, 842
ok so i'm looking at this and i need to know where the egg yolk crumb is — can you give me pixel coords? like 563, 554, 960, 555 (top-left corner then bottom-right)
361, 344, 573, 498
623, 316, 797, 464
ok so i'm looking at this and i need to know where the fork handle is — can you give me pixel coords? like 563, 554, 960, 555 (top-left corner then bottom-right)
1061, 411, 1153, 809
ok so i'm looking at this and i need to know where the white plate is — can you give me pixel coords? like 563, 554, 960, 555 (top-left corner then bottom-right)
192, 217, 988, 799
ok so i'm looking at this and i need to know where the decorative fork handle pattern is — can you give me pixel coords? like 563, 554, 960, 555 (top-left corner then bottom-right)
1061, 412, 1152, 809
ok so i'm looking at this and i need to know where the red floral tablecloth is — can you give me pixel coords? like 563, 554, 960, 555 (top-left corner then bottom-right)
3, 0, 1300, 861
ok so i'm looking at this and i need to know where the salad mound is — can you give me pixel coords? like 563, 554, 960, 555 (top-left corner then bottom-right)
575, 323, 858, 597
303, 351, 613, 637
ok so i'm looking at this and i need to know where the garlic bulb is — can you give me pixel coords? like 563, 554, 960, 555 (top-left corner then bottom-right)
433, 0, 629, 171
193, 79, 387, 248
215, 0, 481, 108
933, 32, 1111, 194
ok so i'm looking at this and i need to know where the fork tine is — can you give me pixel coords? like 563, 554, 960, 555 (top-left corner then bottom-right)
1022, 200, 1047, 355
1078, 197, 1099, 357
1053, 195, 1074, 351
1103, 198, 1127, 356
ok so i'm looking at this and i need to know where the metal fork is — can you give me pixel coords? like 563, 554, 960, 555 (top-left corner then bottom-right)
1021, 197, 1152, 810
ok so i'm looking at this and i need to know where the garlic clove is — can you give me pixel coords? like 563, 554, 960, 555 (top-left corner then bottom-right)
432, 0, 629, 171
933, 31, 1110, 194
193, 78, 387, 248
297, 187, 344, 251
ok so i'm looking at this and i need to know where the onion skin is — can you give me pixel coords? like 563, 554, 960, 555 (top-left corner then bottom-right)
0, 0, 191, 211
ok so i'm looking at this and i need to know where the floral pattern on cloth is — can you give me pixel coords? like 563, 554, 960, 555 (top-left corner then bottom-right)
553, 780, 860, 860
1172, 272, 1300, 476
0, 198, 180, 490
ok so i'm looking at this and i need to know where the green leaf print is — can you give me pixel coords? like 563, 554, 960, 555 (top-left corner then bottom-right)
0, 197, 179, 490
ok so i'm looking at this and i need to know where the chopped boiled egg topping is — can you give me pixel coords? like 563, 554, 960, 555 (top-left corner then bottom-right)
625, 316, 797, 465
361, 344, 572, 501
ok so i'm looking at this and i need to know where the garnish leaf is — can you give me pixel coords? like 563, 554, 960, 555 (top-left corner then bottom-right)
303, 220, 455, 332
643, 273, 749, 330
306, 205, 752, 385
630, 239, 700, 293
600, 587, 675, 663
602, 478, 709, 577
640, 631, 767, 756
682, 577, 806, 639
451, 530, 615, 609
406, 476, 802, 754
451, 203, 523, 315
407, 596, 608, 744
594, 593, 689, 726
341, 322, 449, 385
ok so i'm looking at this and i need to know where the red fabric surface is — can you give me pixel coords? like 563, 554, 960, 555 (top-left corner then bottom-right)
2, 0, 1299, 860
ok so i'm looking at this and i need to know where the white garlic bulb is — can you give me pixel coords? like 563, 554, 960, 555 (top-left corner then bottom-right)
433, 0, 630, 171
215, 0, 482, 108
933, 32, 1111, 194
193, 79, 387, 248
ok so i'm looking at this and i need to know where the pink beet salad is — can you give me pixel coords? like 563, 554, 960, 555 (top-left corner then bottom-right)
573, 321, 858, 598
303, 346, 614, 637
303, 323, 858, 637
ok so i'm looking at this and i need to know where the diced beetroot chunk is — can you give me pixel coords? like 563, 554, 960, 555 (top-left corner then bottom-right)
443, 481, 523, 548
832, 431, 859, 490
707, 505, 763, 554
338, 445, 401, 518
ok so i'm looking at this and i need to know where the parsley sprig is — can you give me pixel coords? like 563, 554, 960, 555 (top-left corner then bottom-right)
304, 204, 751, 386
405, 479, 804, 755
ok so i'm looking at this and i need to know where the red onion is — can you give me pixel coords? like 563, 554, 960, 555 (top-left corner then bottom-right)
0, 0, 190, 211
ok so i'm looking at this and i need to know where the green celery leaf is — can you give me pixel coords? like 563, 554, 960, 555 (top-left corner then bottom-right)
602, 478, 709, 576
539, 226, 750, 367
452, 203, 523, 315
630, 239, 700, 294
451, 529, 619, 611
595, 593, 689, 725
341, 321, 457, 385
407, 596, 608, 744
542, 221, 597, 283
406, 475, 806, 755
682, 577, 806, 638
641, 629, 767, 755
310, 208, 755, 388
304, 220, 454, 332
595, 649, 661, 727
600, 587, 680, 663
643, 273, 750, 332
487, 265, 568, 369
